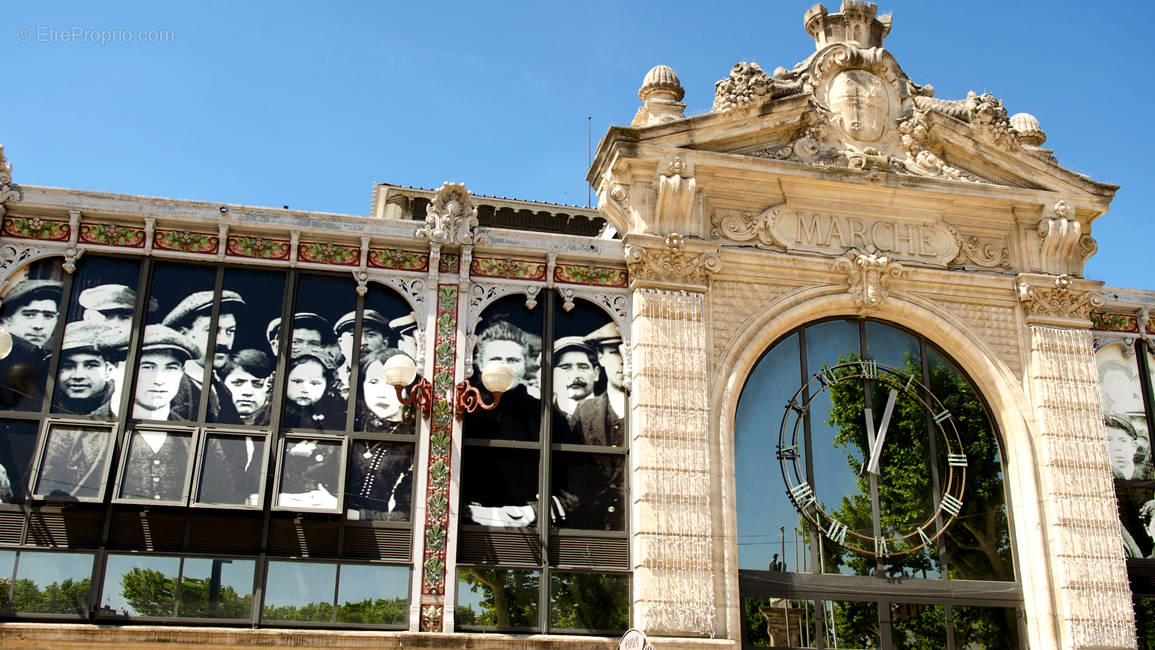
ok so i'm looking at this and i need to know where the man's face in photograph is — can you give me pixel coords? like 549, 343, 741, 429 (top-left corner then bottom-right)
135, 351, 185, 409
223, 367, 270, 418
291, 328, 323, 355
481, 340, 526, 388
360, 327, 387, 355
58, 351, 110, 400
3, 298, 59, 347
555, 350, 597, 401
598, 345, 624, 391
86, 308, 134, 331
184, 312, 237, 370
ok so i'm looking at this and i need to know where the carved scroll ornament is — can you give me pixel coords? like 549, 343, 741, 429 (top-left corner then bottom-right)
624, 233, 720, 290
834, 249, 903, 313
416, 182, 481, 246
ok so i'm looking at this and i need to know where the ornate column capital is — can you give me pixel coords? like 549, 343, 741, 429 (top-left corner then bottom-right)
624, 232, 720, 292
1017, 273, 1105, 328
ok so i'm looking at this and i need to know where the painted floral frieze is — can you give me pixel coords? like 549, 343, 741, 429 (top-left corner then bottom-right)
297, 241, 360, 266
438, 253, 460, 275
470, 256, 547, 280
554, 263, 628, 288
2, 216, 69, 242
79, 223, 146, 248
154, 228, 219, 254
1090, 311, 1139, 334
226, 235, 291, 261
368, 247, 429, 271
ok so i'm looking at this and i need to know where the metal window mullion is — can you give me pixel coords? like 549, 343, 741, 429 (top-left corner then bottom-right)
1136, 339, 1155, 451
798, 329, 826, 644
918, 342, 949, 577
194, 266, 227, 423
860, 320, 883, 577
538, 288, 555, 633
343, 292, 365, 433
40, 265, 76, 419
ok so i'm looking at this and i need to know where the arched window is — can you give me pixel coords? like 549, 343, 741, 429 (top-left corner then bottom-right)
735, 318, 1022, 649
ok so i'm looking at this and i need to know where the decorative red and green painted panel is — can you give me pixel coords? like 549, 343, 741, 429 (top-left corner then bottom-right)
297, 240, 360, 266
470, 256, 547, 280
438, 253, 460, 275
153, 229, 219, 254
1090, 311, 1139, 333
554, 263, 628, 288
79, 223, 146, 248
226, 235, 292, 261
2, 216, 70, 242
368, 247, 429, 271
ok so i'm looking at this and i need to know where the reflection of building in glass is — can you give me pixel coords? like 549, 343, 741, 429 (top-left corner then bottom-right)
0, 2, 1150, 647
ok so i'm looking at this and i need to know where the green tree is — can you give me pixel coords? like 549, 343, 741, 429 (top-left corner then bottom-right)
456, 568, 538, 627
549, 573, 628, 632
262, 600, 334, 622
336, 597, 407, 625
11, 577, 90, 615
120, 567, 176, 616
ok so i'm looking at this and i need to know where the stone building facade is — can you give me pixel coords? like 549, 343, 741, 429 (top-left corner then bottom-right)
0, 2, 1145, 648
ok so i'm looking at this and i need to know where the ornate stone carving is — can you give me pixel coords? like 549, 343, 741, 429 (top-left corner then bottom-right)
710, 207, 785, 249
964, 91, 1020, 152
624, 233, 721, 291
1037, 200, 1093, 276
374, 275, 427, 326
828, 69, 889, 142
712, 62, 775, 112
1017, 273, 1105, 325
0, 243, 46, 295
416, 182, 481, 246
834, 249, 903, 313
652, 157, 697, 235
633, 64, 686, 127
0, 145, 21, 218
946, 224, 1012, 269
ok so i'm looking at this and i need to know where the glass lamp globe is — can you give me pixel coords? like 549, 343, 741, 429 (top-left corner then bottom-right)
382, 353, 418, 387
480, 361, 516, 394
0, 327, 11, 360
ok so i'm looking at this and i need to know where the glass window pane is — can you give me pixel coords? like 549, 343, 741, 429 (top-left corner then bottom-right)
1116, 485, 1154, 559
196, 433, 265, 507
355, 351, 416, 435
53, 256, 141, 416
177, 557, 254, 620
0, 419, 39, 504
138, 263, 216, 422
0, 259, 63, 411
736, 333, 807, 572
551, 451, 624, 531
743, 597, 817, 648
465, 295, 543, 441
826, 600, 879, 649
456, 567, 538, 628
890, 602, 945, 649
35, 424, 112, 500
951, 605, 1020, 649
928, 348, 1015, 582
118, 429, 192, 502
262, 560, 335, 622
277, 437, 342, 510
280, 275, 352, 432
12, 551, 93, 615
0, 549, 15, 611
210, 268, 285, 425
346, 441, 413, 521
335, 564, 408, 625
1134, 596, 1155, 649
350, 284, 420, 432
1097, 342, 1152, 480
552, 299, 623, 446
460, 446, 538, 527
549, 572, 628, 633
99, 554, 180, 617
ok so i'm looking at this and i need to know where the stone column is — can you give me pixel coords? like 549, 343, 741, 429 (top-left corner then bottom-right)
1018, 273, 1136, 649
626, 233, 720, 636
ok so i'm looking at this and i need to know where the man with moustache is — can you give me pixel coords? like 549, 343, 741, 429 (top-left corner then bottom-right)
52, 322, 116, 415
333, 309, 391, 397
570, 323, 626, 447
0, 279, 62, 409
551, 336, 599, 424
164, 290, 245, 420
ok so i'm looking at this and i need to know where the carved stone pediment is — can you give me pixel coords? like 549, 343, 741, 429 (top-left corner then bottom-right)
1017, 273, 1105, 328
624, 233, 720, 292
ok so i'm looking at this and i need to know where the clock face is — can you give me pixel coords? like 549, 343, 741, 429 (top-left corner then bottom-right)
778, 359, 967, 557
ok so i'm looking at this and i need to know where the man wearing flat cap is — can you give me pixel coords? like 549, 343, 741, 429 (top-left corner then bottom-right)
164, 290, 245, 420
552, 336, 599, 420
334, 309, 391, 398
0, 279, 62, 409
130, 325, 200, 421
78, 284, 151, 331
52, 322, 116, 416
267, 312, 332, 357
569, 322, 626, 447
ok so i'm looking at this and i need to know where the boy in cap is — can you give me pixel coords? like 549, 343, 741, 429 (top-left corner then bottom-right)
333, 309, 390, 398
78, 284, 138, 331
266, 312, 332, 357
52, 322, 116, 415
163, 290, 245, 421
0, 279, 62, 409
131, 325, 199, 421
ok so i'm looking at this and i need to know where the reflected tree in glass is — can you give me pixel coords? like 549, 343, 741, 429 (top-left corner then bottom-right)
11, 552, 93, 615
549, 572, 628, 632
262, 561, 335, 623
890, 603, 945, 649
743, 597, 816, 648
951, 605, 1019, 650
456, 568, 538, 628
178, 558, 254, 619
829, 600, 879, 649
335, 564, 408, 625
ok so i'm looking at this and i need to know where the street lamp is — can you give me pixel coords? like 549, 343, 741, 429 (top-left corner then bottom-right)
383, 353, 434, 418
454, 361, 515, 418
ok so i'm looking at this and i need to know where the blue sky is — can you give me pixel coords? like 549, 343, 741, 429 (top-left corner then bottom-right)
4, 1, 1151, 289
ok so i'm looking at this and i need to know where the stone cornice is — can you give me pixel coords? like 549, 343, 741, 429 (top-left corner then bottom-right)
1017, 273, 1105, 328
624, 233, 720, 292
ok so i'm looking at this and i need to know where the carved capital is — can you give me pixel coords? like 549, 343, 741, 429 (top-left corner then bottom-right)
416, 182, 481, 246
624, 233, 720, 292
834, 249, 903, 314
1017, 273, 1105, 328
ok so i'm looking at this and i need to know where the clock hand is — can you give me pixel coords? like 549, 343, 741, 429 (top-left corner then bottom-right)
861, 406, 877, 476
866, 388, 898, 475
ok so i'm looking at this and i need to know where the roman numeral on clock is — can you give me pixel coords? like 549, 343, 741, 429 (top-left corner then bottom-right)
826, 519, 848, 544
947, 453, 968, 467
940, 493, 963, 517
789, 481, 816, 507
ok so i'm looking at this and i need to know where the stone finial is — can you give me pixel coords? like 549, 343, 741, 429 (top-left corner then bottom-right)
632, 65, 687, 127
1010, 112, 1046, 146
804, 1, 892, 51
416, 182, 480, 246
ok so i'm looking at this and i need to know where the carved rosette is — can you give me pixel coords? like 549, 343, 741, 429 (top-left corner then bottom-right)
624, 233, 720, 292
834, 249, 903, 313
1017, 273, 1105, 327
416, 182, 481, 246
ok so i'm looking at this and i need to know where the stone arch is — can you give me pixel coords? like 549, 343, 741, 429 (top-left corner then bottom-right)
710, 284, 1056, 647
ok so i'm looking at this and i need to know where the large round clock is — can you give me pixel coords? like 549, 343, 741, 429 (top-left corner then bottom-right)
778, 359, 967, 557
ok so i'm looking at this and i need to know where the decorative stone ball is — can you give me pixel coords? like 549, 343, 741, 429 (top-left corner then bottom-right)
1010, 112, 1046, 146
639, 64, 685, 102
